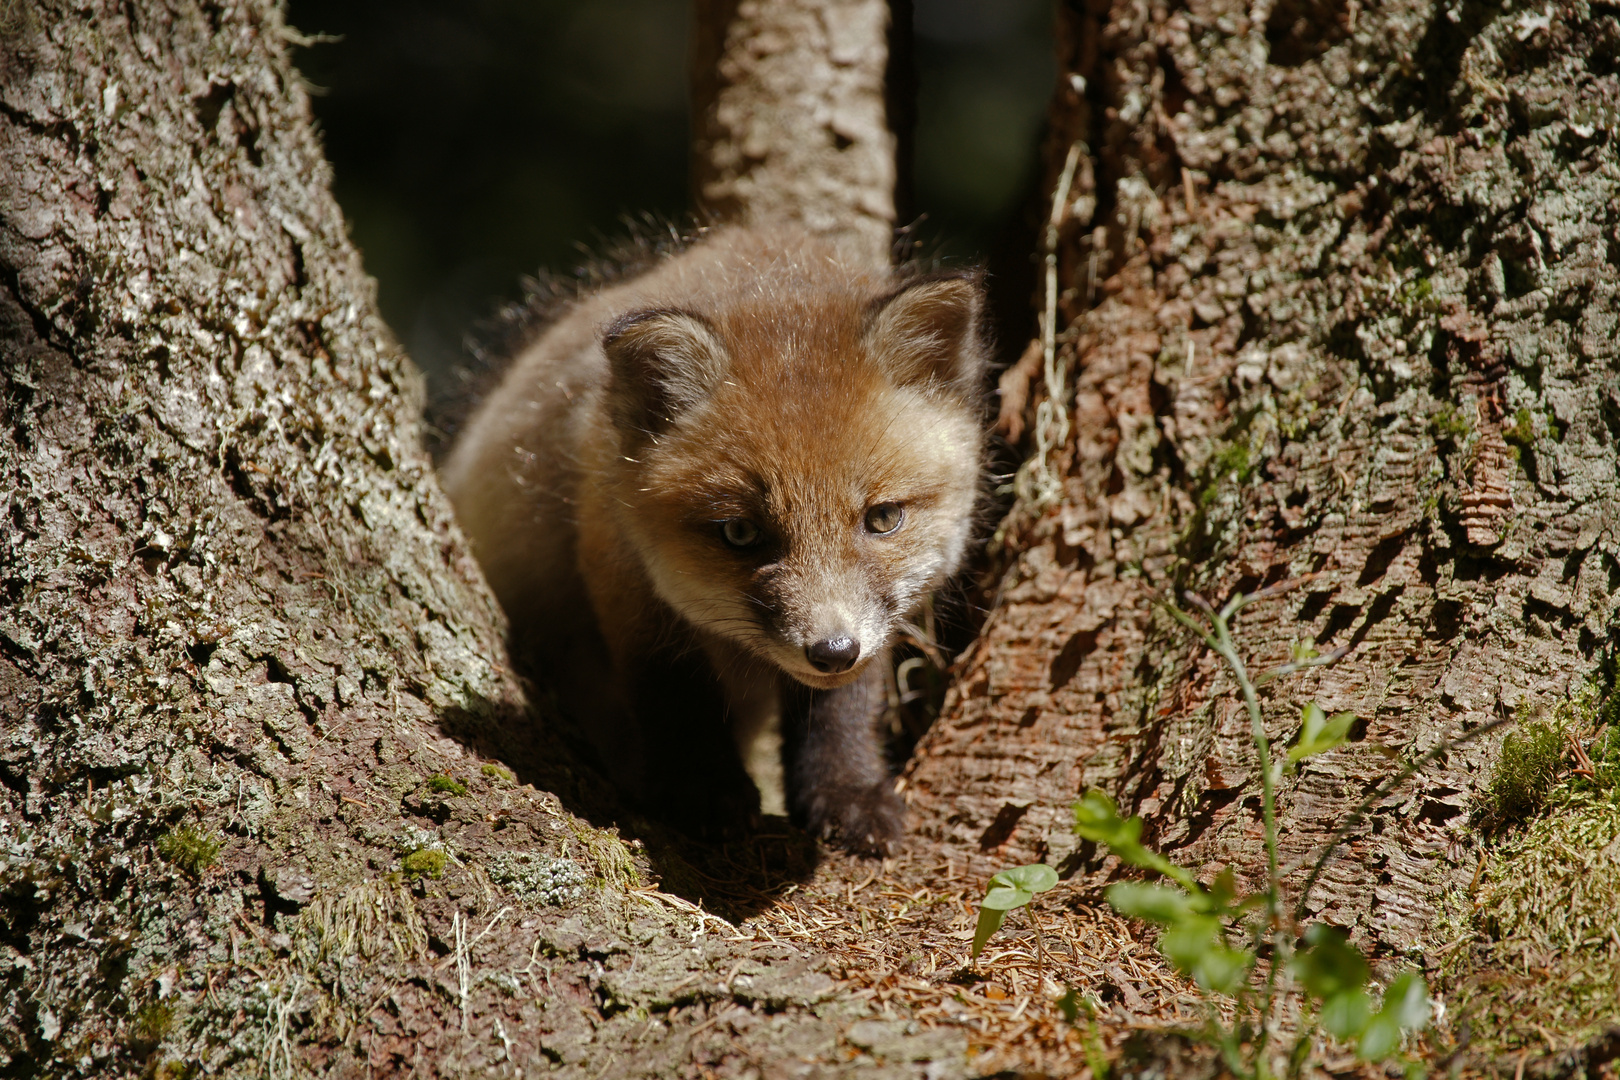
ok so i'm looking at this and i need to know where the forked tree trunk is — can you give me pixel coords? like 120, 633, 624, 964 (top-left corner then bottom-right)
10, 0, 1615, 1073
0, 2, 952, 1077
907, 0, 1619, 1033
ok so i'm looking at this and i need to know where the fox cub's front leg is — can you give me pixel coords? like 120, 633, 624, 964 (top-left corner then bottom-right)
781, 660, 903, 857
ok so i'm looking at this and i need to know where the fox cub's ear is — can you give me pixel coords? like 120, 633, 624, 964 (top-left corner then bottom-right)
602, 309, 730, 437
864, 274, 987, 397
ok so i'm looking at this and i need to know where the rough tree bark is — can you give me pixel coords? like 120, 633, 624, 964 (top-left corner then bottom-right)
0, 2, 960, 1077
906, 0, 1620, 1053
691, 0, 898, 265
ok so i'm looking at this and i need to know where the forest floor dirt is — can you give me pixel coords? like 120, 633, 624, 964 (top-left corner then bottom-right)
647, 818, 1619, 1080
746, 843, 1202, 1078
649, 819, 1230, 1078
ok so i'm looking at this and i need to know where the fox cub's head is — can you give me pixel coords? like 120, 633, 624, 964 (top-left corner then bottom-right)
601, 272, 988, 689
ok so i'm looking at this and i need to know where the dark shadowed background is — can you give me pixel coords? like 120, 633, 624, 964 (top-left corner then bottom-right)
287, 0, 1055, 385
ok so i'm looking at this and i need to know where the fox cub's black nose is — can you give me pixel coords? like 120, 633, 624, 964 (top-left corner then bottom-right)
807, 636, 860, 674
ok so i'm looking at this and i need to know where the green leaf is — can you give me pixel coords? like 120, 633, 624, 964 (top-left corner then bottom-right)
1292, 924, 1370, 1000
1359, 1011, 1402, 1061
981, 864, 1057, 911
971, 905, 1006, 960
1073, 790, 1142, 850
1358, 972, 1429, 1061
1074, 790, 1201, 891
1157, 914, 1221, 966
982, 885, 1032, 911
1056, 987, 1083, 1023
1191, 942, 1254, 995
1105, 882, 1199, 926
1289, 702, 1356, 763
1229, 892, 1270, 917
974, 864, 1059, 956
1320, 989, 1372, 1039
1157, 916, 1253, 994
1383, 971, 1431, 1030
994, 864, 1059, 894
1208, 866, 1239, 911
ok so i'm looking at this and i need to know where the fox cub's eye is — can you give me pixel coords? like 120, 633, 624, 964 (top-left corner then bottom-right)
864, 502, 904, 535
721, 519, 762, 548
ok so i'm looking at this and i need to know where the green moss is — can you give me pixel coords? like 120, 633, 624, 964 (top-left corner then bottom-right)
1440, 676, 1620, 1053
1430, 402, 1472, 442
1476, 719, 1564, 829
480, 764, 511, 782
1502, 407, 1537, 453
130, 1001, 174, 1050
300, 879, 428, 962
1277, 398, 1319, 441
565, 823, 641, 890
1398, 276, 1443, 313
155, 826, 220, 877
426, 774, 468, 796
1474, 672, 1620, 829
1198, 439, 1254, 506
1479, 794, 1620, 947
1210, 440, 1252, 482
1442, 794, 1620, 1057
401, 848, 446, 879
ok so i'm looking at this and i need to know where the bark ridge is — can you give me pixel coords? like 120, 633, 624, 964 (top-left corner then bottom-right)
910, 0, 1620, 965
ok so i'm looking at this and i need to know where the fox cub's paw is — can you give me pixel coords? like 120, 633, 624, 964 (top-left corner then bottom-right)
804, 781, 904, 858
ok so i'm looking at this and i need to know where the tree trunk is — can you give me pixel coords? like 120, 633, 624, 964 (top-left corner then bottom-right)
906, 0, 1620, 1054
691, 0, 898, 265
0, 2, 958, 1076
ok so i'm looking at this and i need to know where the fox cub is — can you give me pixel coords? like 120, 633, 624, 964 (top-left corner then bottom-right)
442, 226, 988, 855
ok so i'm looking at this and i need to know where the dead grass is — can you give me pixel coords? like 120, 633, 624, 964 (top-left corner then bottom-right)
300, 878, 429, 964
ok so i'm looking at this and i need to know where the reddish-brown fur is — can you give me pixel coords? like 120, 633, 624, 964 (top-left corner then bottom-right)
443, 226, 988, 854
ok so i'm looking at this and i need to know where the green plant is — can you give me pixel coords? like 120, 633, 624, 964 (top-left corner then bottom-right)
1477, 718, 1563, 827
1435, 674, 1620, 1057
427, 774, 468, 796
1398, 276, 1441, 311
1501, 407, 1537, 455
1199, 439, 1255, 507
156, 825, 220, 877
971, 863, 1057, 963
1057, 986, 1111, 1078
130, 1000, 175, 1049
1430, 402, 1472, 442
480, 764, 512, 782
973, 582, 1513, 1075
1070, 584, 1439, 1078
402, 848, 446, 879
